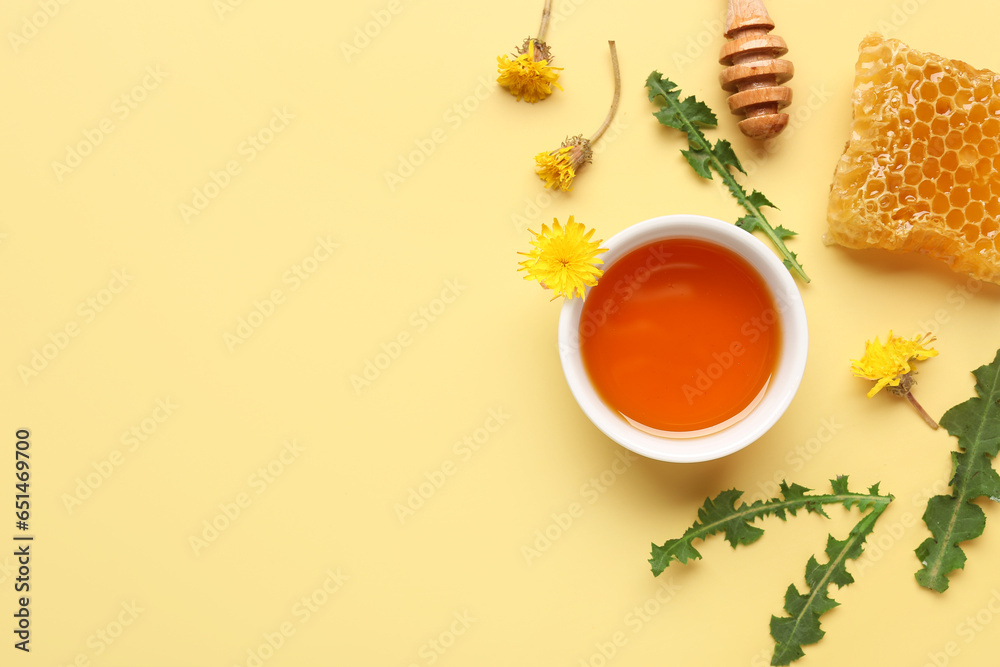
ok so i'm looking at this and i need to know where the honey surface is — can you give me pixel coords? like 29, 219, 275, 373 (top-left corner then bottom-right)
827, 34, 1000, 283
579, 239, 779, 433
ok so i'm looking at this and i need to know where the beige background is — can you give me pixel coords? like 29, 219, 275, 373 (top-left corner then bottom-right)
3, 0, 1000, 665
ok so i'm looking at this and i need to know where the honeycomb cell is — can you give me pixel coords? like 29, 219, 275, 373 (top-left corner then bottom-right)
970, 104, 988, 124
981, 217, 997, 236
907, 51, 926, 67
966, 201, 986, 224
946, 209, 965, 229
939, 76, 959, 97
936, 97, 954, 115
959, 145, 979, 166
989, 97, 1000, 116
971, 182, 992, 201
936, 171, 954, 193
887, 172, 904, 191
899, 186, 918, 205
891, 205, 915, 222
955, 88, 974, 108
964, 225, 981, 243
866, 180, 886, 197
976, 84, 993, 102
941, 151, 960, 172
950, 187, 970, 208
916, 102, 935, 122
918, 180, 937, 199
980, 138, 999, 157
899, 108, 916, 126
983, 118, 1000, 137
955, 166, 973, 185
945, 130, 963, 150
929, 136, 946, 157
932, 193, 951, 214
949, 111, 969, 129
973, 158, 991, 179
987, 198, 1000, 218
931, 117, 950, 137
878, 194, 897, 211
903, 164, 923, 185
964, 125, 983, 144
922, 157, 941, 179
910, 141, 928, 161
919, 81, 939, 100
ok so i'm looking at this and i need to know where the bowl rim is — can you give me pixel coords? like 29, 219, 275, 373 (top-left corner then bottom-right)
557, 213, 808, 463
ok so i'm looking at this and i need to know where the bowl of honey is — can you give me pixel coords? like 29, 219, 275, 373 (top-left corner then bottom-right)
558, 214, 808, 463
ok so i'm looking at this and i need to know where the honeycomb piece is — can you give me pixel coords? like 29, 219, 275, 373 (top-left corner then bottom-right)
826, 34, 1000, 284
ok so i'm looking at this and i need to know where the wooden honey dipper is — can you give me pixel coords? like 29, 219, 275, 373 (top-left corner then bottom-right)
719, 0, 793, 141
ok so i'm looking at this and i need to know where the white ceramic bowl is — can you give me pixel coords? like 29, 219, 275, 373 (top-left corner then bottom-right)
558, 214, 808, 463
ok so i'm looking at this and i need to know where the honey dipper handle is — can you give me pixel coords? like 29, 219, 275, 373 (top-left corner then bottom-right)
725, 0, 774, 37
720, 0, 792, 141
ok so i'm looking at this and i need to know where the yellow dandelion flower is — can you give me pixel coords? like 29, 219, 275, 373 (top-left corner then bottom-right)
531, 41, 620, 192
534, 137, 591, 192
518, 216, 607, 299
497, 38, 563, 103
851, 331, 938, 428
851, 332, 938, 398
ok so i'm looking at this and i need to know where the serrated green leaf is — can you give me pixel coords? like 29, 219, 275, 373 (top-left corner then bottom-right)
713, 139, 745, 175
650, 478, 892, 665
774, 226, 798, 239
769, 503, 886, 665
748, 190, 778, 210
681, 148, 713, 179
736, 215, 758, 232
916, 347, 1000, 593
645, 71, 809, 282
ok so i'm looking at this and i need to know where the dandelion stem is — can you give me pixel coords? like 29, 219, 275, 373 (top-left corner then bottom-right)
589, 41, 621, 145
537, 0, 552, 41
906, 390, 939, 430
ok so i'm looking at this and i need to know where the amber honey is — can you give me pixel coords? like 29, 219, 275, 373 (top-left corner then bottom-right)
579, 238, 780, 433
